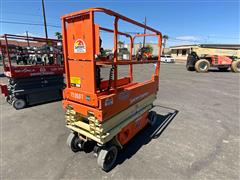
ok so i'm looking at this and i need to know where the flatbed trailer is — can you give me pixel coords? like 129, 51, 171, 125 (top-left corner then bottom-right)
0, 34, 65, 109
61, 8, 162, 171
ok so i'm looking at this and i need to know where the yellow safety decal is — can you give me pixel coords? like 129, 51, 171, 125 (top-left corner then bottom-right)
70, 77, 81, 87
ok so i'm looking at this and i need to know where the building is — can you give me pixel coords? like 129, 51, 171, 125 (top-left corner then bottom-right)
0, 38, 47, 48
125, 42, 170, 56
170, 44, 240, 62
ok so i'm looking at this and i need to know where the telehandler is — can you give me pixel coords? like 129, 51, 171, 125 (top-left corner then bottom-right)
186, 45, 240, 73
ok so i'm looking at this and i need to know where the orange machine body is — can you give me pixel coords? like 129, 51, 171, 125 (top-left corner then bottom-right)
117, 111, 149, 145
62, 8, 162, 145
211, 55, 233, 65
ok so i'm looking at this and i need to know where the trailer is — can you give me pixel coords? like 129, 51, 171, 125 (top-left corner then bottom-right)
61, 8, 162, 171
0, 34, 65, 109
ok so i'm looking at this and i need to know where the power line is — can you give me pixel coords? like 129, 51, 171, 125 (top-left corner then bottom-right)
3, 11, 42, 17
2, 11, 60, 21
0, 20, 60, 28
1, 19, 238, 42
1, 18, 45, 24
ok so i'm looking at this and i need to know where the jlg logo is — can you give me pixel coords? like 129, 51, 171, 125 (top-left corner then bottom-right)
70, 92, 83, 100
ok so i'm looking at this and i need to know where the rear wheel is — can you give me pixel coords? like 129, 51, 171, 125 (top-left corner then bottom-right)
195, 59, 210, 73
148, 111, 157, 126
97, 145, 118, 172
12, 98, 26, 110
67, 132, 82, 152
82, 140, 96, 153
231, 60, 240, 73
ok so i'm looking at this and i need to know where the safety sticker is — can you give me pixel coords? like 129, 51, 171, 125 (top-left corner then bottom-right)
70, 77, 81, 87
74, 39, 86, 53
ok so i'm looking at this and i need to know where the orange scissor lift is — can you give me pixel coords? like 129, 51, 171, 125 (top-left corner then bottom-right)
62, 8, 162, 171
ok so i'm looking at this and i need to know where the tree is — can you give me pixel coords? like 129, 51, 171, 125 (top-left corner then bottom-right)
55, 32, 62, 40
146, 44, 153, 54
117, 41, 124, 48
163, 35, 169, 48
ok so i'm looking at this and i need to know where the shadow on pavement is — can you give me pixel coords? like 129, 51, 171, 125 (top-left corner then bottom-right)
115, 105, 179, 169
208, 69, 232, 73
0, 73, 5, 77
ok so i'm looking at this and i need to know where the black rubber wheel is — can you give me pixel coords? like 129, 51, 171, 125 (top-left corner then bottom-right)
82, 140, 96, 153
148, 111, 157, 126
12, 98, 26, 110
97, 145, 118, 172
93, 145, 101, 157
231, 60, 240, 73
195, 59, 210, 73
66, 132, 82, 152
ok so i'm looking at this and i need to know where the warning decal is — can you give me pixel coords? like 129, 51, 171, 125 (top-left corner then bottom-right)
74, 39, 86, 53
70, 77, 81, 87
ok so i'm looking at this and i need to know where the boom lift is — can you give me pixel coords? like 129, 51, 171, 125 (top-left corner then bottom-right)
0, 34, 64, 109
62, 8, 162, 171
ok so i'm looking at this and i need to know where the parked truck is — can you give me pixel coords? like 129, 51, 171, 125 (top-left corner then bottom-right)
186, 45, 240, 73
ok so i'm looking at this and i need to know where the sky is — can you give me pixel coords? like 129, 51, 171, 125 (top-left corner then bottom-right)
0, 0, 239, 48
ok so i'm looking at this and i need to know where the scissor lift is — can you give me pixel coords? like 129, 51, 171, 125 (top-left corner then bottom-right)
62, 8, 162, 171
0, 34, 64, 109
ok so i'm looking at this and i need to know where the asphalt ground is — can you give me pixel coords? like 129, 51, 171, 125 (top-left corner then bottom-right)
0, 63, 239, 179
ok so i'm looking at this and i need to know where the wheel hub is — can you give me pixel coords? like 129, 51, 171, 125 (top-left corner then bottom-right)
200, 63, 207, 70
237, 62, 240, 70
13, 99, 26, 109
105, 151, 115, 165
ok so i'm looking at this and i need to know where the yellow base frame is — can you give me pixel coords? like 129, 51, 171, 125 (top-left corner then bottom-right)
66, 94, 156, 145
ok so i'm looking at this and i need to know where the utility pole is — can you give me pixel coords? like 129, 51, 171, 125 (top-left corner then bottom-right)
143, 16, 146, 47
26, 31, 30, 47
41, 0, 48, 39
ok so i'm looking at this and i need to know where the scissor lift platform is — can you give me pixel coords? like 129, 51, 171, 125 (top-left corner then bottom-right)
0, 34, 64, 109
62, 8, 162, 171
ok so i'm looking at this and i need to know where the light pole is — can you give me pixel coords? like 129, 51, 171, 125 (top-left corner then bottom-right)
26, 31, 30, 47
143, 16, 146, 47
41, 0, 48, 39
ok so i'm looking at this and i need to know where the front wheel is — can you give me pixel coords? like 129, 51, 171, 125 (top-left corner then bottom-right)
67, 132, 82, 152
231, 60, 240, 73
195, 59, 210, 73
97, 145, 118, 172
12, 98, 26, 110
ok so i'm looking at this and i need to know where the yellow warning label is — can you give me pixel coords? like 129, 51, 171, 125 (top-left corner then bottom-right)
70, 77, 81, 86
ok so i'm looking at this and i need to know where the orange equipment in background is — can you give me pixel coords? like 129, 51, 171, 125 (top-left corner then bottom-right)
62, 8, 162, 171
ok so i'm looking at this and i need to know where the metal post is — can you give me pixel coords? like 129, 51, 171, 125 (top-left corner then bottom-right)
113, 17, 119, 89
4, 35, 12, 73
41, 0, 48, 39
26, 31, 30, 47
143, 16, 146, 47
